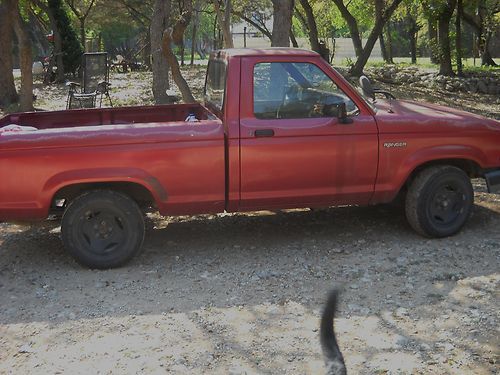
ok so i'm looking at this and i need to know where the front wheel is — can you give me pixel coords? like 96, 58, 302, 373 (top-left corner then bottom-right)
61, 190, 145, 268
405, 166, 473, 238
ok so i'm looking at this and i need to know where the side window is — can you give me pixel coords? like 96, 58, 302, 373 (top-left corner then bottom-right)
253, 62, 358, 120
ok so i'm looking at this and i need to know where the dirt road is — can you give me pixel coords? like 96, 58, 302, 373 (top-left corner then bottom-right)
1, 180, 498, 374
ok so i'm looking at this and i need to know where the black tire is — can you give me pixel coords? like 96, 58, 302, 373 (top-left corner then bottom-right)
61, 190, 145, 269
405, 166, 473, 238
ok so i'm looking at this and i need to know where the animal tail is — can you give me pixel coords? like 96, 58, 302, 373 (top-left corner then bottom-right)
320, 289, 347, 375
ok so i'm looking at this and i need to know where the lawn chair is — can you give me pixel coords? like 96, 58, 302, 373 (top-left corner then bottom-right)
66, 52, 113, 109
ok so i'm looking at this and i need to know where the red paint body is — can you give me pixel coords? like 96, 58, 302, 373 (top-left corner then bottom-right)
1, 49, 499, 222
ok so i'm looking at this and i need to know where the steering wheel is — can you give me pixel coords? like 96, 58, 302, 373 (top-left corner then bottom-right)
307, 91, 328, 117
310, 92, 348, 118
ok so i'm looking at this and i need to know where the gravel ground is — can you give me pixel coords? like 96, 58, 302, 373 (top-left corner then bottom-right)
0, 180, 499, 374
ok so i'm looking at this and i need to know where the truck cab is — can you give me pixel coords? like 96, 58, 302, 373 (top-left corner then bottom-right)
1, 48, 499, 268
205, 48, 380, 213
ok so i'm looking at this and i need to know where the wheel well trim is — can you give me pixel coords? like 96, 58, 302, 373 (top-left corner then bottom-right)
43, 168, 167, 208
373, 147, 485, 204
398, 157, 481, 196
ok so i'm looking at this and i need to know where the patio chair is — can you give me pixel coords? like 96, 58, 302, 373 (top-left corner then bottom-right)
66, 52, 113, 109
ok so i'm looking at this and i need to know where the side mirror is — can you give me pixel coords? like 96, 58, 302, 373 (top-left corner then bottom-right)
359, 75, 375, 100
337, 102, 353, 124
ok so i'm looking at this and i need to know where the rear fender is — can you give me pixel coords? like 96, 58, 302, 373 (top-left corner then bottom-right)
42, 167, 167, 207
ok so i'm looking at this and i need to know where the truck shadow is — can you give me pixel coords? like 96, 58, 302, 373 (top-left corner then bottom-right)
0, 202, 498, 317
0, 203, 498, 373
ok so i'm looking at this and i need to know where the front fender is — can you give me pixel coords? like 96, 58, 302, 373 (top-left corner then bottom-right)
373, 144, 487, 203
402, 144, 485, 174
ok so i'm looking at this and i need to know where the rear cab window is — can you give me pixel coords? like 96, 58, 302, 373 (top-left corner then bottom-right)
204, 59, 227, 114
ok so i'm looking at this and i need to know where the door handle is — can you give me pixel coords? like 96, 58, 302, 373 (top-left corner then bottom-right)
254, 129, 275, 137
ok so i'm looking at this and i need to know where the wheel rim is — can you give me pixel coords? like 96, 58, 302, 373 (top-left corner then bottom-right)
428, 183, 467, 227
77, 209, 127, 255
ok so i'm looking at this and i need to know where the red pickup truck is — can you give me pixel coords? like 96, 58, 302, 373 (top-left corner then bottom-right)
1, 48, 499, 268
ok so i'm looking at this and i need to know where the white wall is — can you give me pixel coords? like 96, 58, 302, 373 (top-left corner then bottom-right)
231, 34, 382, 61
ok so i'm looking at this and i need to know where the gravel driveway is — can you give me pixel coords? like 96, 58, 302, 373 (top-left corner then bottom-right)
0, 181, 499, 374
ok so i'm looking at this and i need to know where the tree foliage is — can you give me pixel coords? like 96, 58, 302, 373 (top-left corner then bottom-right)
1, 0, 498, 109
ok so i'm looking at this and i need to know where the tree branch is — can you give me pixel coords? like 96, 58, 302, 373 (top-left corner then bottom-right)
294, 6, 309, 33
462, 11, 480, 32
232, 10, 272, 40
65, 0, 81, 17
83, 0, 96, 19
162, 27, 196, 103
117, 0, 151, 25
31, 0, 49, 13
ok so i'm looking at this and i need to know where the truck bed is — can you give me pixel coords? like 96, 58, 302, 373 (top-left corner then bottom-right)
0, 103, 226, 221
0, 103, 215, 130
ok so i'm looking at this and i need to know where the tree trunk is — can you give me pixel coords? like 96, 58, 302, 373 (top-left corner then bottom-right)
455, 0, 463, 75
180, 41, 185, 66
375, 0, 392, 64
298, 0, 320, 52
462, 10, 498, 67
80, 18, 85, 51
290, 27, 298, 47
349, 0, 404, 76
481, 33, 497, 66
271, 0, 294, 47
44, 2, 65, 82
223, 0, 232, 48
406, 13, 419, 64
143, 29, 152, 69
350, 19, 386, 75
385, 22, 394, 63
10, 0, 34, 111
213, 13, 218, 49
162, 28, 195, 103
409, 31, 417, 64
428, 18, 438, 64
213, 0, 234, 48
190, 0, 201, 65
190, 20, 197, 65
53, 26, 65, 81
437, 0, 456, 76
438, 17, 454, 75
0, 2, 18, 107
33, 0, 66, 81
477, 0, 497, 66
218, 24, 222, 50
379, 33, 388, 62
151, 0, 171, 104
331, 0, 363, 57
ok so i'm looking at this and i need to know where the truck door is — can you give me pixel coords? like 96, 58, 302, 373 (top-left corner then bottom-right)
239, 58, 378, 210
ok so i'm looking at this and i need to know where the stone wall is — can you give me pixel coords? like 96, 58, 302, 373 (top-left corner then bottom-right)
364, 66, 500, 96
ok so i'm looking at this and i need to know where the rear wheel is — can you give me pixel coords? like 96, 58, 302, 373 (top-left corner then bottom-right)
405, 166, 473, 237
61, 190, 145, 268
